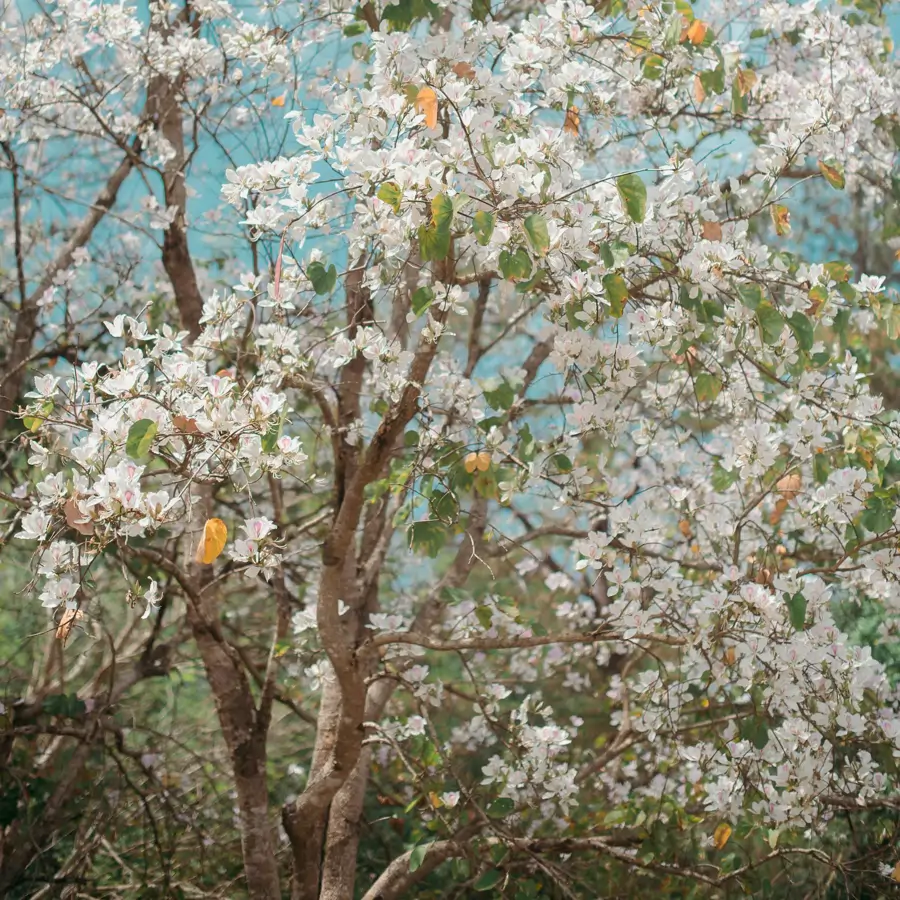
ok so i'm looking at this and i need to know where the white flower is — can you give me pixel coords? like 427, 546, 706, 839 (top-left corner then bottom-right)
17, 509, 51, 541
853, 274, 886, 294
141, 579, 163, 620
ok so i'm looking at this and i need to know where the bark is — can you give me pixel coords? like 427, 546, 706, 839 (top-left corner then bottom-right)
320, 498, 490, 900
184, 593, 282, 900
146, 32, 204, 342
146, 17, 281, 894
284, 328, 443, 899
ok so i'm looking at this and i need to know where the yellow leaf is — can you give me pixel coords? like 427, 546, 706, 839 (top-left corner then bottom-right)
724, 646, 736, 666
415, 86, 438, 129
464, 451, 492, 474
56, 608, 84, 645
736, 68, 758, 97
891, 861, 900, 882
686, 19, 708, 45
770, 204, 791, 237
563, 105, 580, 136
271, 93, 286, 107
429, 791, 442, 808
713, 822, 732, 850
195, 517, 228, 565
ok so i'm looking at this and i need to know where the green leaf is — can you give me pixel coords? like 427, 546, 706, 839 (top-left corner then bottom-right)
736, 282, 764, 310
308, 261, 338, 295
429, 490, 459, 522
409, 840, 434, 873
598, 241, 630, 269
418, 225, 451, 261
515, 269, 548, 294
756, 302, 785, 344
411, 286, 434, 318
616, 173, 647, 224
408, 520, 446, 557
785, 592, 807, 631
817, 159, 845, 190
42, 693, 87, 718
23, 400, 54, 433
862, 495, 894, 534
452, 193, 471, 215
711, 461, 738, 491
642, 53, 663, 80
787, 312, 814, 351
0, 786, 20, 827
471, 0, 490, 20
499, 247, 532, 282
343, 20, 367, 35
126, 419, 158, 460
699, 64, 725, 96
474, 870, 504, 891
473, 210, 495, 246
695, 373, 723, 403
741, 717, 769, 750
523, 214, 549, 256
602, 273, 629, 317
552, 454, 573, 473
813, 452, 831, 485
475, 605, 493, 629
484, 381, 515, 410
382, 0, 440, 29
487, 797, 516, 818
377, 181, 402, 213
431, 193, 454, 232
261, 417, 283, 454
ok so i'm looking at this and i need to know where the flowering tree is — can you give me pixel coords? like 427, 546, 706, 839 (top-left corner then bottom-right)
3, 0, 900, 896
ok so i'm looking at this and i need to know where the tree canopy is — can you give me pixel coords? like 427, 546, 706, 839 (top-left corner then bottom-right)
2, 0, 900, 897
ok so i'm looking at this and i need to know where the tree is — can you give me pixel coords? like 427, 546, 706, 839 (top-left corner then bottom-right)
3, 0, 900, 896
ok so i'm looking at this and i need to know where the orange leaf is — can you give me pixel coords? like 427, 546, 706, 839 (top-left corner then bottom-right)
415, 86, 438, 129
891, 861, 900, 883
713, 822, 732, 850
724, 646, 736, 666
686, 19, 708, 45
776, 472, 802, 501
701, 220, 722, 242
464, 451, 491, 474
271, 93, 286, 107
452, 61, 476, 81
172, 415, 200, 434
56, 608, 84, 645
693, 74, 706, 104
769, 497, 789, 526
195, 517, 228, 565
64, 498, 94, 535
563, 106, 580, 136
